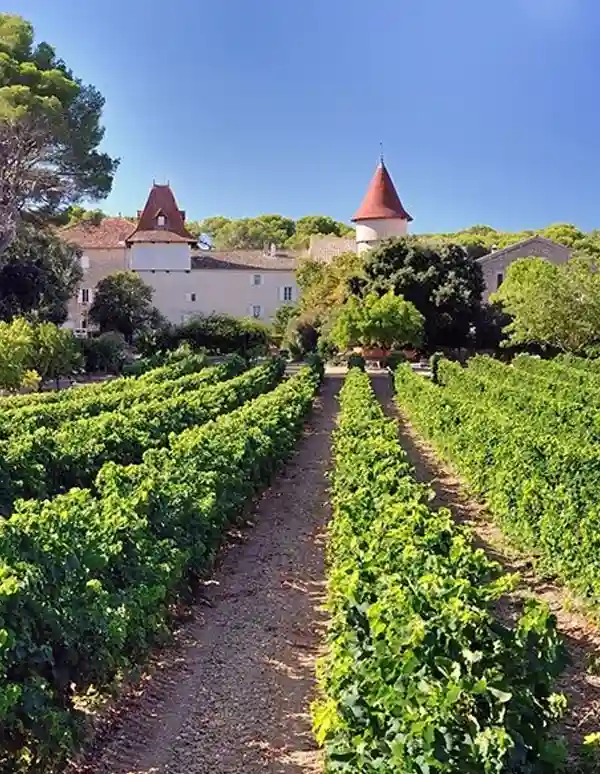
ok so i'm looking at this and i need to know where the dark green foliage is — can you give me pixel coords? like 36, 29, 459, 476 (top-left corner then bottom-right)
0, 223, 83, 323
284, 312, 320, 359
429, 351, 444, 383
346, 353, 365, 371
351, 237, 485, 350
79, 332, 127, 373
315, 370, 566, 773
146, 313, 270, 358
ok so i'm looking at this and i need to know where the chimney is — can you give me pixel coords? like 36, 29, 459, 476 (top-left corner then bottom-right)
263, 241, 269, 255
270, 243, 277, 257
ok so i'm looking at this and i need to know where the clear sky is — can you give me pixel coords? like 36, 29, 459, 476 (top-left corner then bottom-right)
10, 0, 600, 232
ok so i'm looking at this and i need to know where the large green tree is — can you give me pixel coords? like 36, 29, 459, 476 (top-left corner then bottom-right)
89, 271, 157, 341
330, 291, 424, 351
492, 255, 600, 353
352, 237, 485, 349
0, 221, 82, 323
0, 14, 118, 245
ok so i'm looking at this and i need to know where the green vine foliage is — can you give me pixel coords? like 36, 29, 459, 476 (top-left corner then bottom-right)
394, 356, 600, 606
0, 358, 285, 514
0, 355, 246, 439
0, 365, 320, 771
314, 368, 566, 773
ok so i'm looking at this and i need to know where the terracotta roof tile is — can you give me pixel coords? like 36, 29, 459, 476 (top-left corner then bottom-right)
61, 217, 135, 249
352, 161, 412, 222
192, 249, 299, 270
129, 184, 196, 242
127, 229, 193, 244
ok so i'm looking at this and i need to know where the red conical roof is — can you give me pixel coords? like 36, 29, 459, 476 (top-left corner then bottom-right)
127, 183, 196, 243
352, 161, 412, 222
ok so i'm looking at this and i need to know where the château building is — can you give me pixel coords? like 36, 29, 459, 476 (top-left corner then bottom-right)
61, 159, 571, 334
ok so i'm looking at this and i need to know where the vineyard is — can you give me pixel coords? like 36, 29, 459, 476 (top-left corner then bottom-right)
0, 353, 322, 771
315, 369, 568, 773
395, 354, 600, 608
1, 355, 600, 773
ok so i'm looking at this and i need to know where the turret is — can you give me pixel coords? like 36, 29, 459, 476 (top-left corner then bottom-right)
352, 158, 412, 254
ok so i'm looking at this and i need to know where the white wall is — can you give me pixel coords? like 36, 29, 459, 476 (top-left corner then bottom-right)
137, 269, 299, 324
129, 243, 191, 271
356, 218, 408, 254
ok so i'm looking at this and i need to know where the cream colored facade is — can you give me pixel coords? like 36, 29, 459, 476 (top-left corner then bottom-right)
137, 266, 298, 324
65, 247, 127, 333
63, 240, 299, 332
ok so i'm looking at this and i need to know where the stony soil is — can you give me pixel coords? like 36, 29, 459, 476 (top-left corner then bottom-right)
370, 372, 600, 752
68, 376, 343, 774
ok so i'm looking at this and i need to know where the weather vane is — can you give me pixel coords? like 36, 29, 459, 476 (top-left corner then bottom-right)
379, 142, 384, 164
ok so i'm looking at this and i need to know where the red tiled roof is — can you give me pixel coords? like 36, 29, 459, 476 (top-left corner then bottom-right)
352, 162, 412, 222
129, 184, 196, 242
127, 230, 193, 244
60, 217, 135, 249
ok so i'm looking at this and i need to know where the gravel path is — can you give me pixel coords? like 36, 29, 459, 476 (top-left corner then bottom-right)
370, 372, 600, 753
70, 376, 341, 774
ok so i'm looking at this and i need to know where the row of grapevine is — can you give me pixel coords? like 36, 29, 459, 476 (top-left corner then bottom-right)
0, 359, 285, 514
314, 369, 566, 773
0, 356, 246, 439
395, 358, 600, 607
0, 350, 209, 411
436, 357, 600, 440
0, 364, 321, 771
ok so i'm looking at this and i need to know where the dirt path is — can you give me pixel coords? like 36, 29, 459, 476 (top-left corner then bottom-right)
69, 376, 342, 774
370, 372, 600, 752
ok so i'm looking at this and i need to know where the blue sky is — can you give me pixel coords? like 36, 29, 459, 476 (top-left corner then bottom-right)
10, 0, 600, 232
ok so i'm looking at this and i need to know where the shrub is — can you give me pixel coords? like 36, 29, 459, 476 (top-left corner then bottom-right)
80, 332, 127, 373
284, 312, 320, 359
347, 352, 365, 371
429, 350, 444, 384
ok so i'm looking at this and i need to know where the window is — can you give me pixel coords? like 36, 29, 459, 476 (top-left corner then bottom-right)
81, 317, 88, 330
496, 272, 504, 289
78, 288, 91, 304
157, 214, 166, 227
80, 255, 90, 270
252, 305, 262, 318
185, 292, 197, 302
252, 274, 262, 286
283, 286, 293, 302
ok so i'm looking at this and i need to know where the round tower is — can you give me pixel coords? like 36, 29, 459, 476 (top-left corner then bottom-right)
352, 157, 412, 254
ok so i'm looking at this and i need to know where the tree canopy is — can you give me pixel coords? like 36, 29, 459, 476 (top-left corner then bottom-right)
89, 272, 157, 340
0, 221, 82, 323
418, 222, 600, 260
0, 13, 118, 245
492, 256, 600, 353
188, 213, 354, 250
352, 237, 485, 349
330, 291, 424, 351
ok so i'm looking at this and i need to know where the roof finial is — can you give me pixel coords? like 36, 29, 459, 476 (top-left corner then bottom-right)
379, 142, 384, 165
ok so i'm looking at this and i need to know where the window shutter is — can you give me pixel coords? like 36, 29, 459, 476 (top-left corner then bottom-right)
278, 287, 284, 302
77, 289, 83, 303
